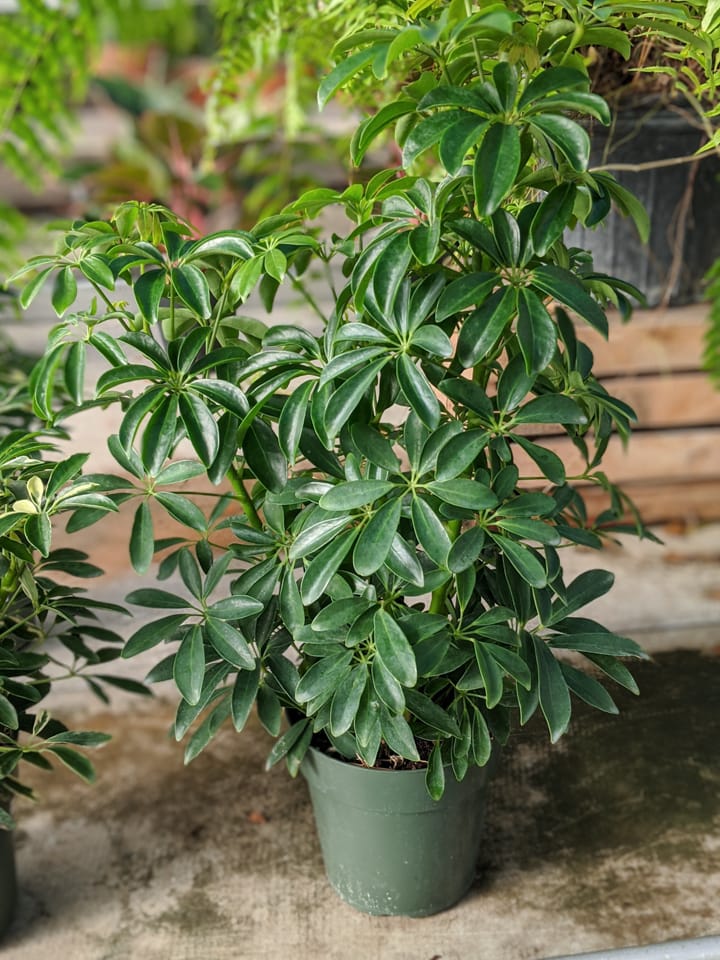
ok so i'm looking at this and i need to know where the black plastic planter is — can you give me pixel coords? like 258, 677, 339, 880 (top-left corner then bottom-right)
0, 828, 16, 940
571, 102, 720, 307
301, 747, 494, 917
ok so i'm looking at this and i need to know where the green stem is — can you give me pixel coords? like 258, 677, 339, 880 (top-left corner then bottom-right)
227, 465, 262, 530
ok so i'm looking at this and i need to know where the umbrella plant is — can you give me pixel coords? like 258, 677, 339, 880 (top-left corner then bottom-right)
11, 0, 656, 799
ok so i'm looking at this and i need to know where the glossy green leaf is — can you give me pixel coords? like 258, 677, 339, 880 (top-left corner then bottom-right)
266, 719, 311, 769
207, 595, 264, 621
548, 632, 646, 658
324, 357, 389, 439
532, 264, 608, 336
373, 231, 412, 317
386, 534, 425, 587
440, 115, 488, 173
456, 285, 517, 368
174, 624, 206, 705
171, 264, 211, 318
435, 429, 489, 481
295, 651, 353, 704
518, 66, 586, 108
243, 420, 287, 493
532, 635, 571, 743
490, 534, 547, 588
318, 45, 379, 108
396, 353, 440, 428
19, 265, 53, 309
411, 496, 451, 566
405, 687, 461, 737
447, 525, 486, 573
126, 587, 189, 609
232, 663, 261, 732
25, 513, 51, 556
330, 665, 367, 736
130, 500, 154, 574
45, 746, 96, 782
474, 123, 521, 215
486, 643, 531, 690
301, 526, 359, 604
179, 392, 219, 468
154, 492, 208, 532
425, 478, 497, 511
351, 423, 401, 472
289, 516, 351, 561
0, 693, 18, 730
549, 569, 614, 623
381, 710, 420, 761
497, 517, 560, 546
531, 183, 577, 257
512, 435, 566, 485
371, 656, 405, 713
474, 641, 504, 708
353, 495, 403, 576
374, 608, 417, 687
141, 394, 179, 476
425, 742, 445, 800
513, 394, 586, 425
192, 379, 249, 419
204, 618, 255, 669
436, 272, 495, 322
402, 110, 465, 166
560, 662, 618, 714
278, 381, 314, 462
320, 479, 395, 512
51, 266, 77, 316
134, 268, 167, 324
530, 114, 589, 171
123, 614, 186, 657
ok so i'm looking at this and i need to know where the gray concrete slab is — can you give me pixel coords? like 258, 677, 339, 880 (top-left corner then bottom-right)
2, 649, 719, 959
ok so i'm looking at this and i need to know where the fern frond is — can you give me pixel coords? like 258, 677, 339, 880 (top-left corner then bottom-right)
0, 0, 102, 188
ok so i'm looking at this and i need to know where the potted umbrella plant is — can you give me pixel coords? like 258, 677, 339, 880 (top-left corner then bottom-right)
0, 342, 147, 937
11, 0, 652, 916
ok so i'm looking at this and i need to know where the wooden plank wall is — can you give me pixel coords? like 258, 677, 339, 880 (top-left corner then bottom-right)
550, 304, 720, 524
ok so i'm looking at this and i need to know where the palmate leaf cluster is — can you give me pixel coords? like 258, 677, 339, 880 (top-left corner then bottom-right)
13, 2, 653, 799
0, 0, 104, 188
0, 425, 149, 829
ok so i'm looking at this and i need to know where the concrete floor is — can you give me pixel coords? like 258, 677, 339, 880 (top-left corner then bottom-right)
1, 645, 719, 959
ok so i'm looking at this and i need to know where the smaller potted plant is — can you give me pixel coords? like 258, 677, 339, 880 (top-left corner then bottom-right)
12, 1, 652, 918
0, 424, 145, 938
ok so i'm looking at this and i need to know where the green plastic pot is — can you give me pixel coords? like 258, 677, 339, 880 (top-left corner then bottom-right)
301, 747, 495, 917
0, 826, 16, 940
